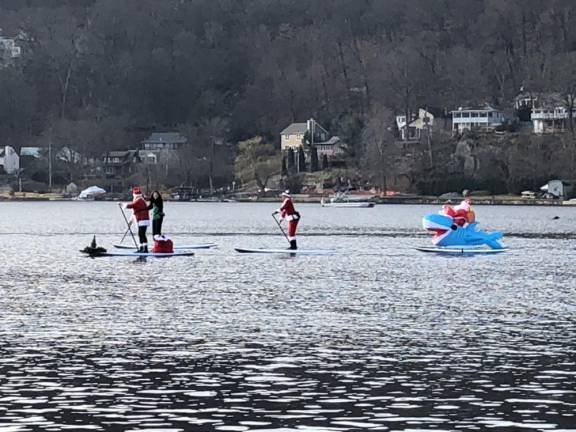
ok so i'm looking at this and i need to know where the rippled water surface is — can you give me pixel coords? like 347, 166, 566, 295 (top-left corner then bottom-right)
1, 202, 575, 432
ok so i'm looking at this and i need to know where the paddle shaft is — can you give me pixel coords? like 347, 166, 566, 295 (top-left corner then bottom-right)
119, 226, 131, 243
119, 206, 139, 249
272, 214, 290, 244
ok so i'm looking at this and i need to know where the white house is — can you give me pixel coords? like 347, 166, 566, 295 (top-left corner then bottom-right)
396, 108, 444, 141
0, 146, 20, 174
540, 179, 574, 199
451, 105, 505, 132
0, 35, 21, 67
531, 106, 576, 134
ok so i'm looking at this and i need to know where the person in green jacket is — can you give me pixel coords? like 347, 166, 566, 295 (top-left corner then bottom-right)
148, 191, 165, 237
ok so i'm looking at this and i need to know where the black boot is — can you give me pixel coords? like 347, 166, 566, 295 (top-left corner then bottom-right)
143, 245, 148, 253
289, 240, 297, 250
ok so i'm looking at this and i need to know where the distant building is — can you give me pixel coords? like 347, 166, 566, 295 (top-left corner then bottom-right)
532, 106, 576, 134
103, 150, 141, 178
513, 91, 576, 133
20, 146, 85, 164
396, 108, 449, 141
528, 93, 576, 134
451, 105, 505, 132
142, 132, 187, 151
540, 179, 574, 199
280, 118, 344, 161
280, 119, 329, 151
20, 147, 43, 159
0, 146, 20, 174
0, 34, 22, 68
314, 136, 345, 159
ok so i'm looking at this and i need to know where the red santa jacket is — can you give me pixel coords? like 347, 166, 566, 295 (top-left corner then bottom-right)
126, 196, 150, 225
279, 198, 300, 221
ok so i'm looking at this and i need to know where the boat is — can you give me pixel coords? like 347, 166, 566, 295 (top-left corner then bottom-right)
321, 199, 374, 208
416, 246, 507, 255
77, 185, 106, 200
321, 192, 375, 208
235, 247, 335, 255
82, 250, 195, 257
114, 243, 217, 250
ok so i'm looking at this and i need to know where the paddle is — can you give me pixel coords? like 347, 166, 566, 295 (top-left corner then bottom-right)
119, 204, 139, 250
272, 213, 290, 245
119, 226, 131, 244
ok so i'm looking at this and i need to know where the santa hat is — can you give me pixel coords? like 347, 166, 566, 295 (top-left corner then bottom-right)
132, 186, 142, 195
281, 190, 291, 199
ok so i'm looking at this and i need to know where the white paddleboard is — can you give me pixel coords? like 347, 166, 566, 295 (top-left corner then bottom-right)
114, 243, 217, 250
82, 250, 195, 257
235, 247, 335, 255
321, 202, 375, 208
416, 246, 507, 255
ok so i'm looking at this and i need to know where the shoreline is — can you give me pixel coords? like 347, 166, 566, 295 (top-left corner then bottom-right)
0, 194, 571, 206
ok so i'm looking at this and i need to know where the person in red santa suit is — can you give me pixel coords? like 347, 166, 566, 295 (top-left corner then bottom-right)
273, 190, 301, 250
119, 186, 150, 252
441, 197, 475, 227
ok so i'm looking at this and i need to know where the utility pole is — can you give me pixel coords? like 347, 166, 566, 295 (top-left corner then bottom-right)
48, 134, 53, 192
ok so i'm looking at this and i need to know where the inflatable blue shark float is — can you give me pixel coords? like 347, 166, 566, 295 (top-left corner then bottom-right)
422, 213, 504, 250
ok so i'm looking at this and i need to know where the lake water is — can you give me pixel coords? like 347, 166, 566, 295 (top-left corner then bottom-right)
0, 202, 575, 432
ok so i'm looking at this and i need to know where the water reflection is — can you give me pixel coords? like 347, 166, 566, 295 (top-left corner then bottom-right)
0, 203, 575, 431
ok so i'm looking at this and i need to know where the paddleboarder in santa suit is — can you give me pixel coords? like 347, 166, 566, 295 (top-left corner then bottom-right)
119, 186, 150, 252
273, 190, 300, 250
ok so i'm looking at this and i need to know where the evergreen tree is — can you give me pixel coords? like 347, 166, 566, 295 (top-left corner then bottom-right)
297, 147, 306, 172
281, 156, 288, 176
321, 154, 329, 170
286, 148, 295, 172
310, 146, 319, 172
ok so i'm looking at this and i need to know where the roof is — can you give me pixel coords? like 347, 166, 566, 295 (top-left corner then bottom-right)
107, 150, 131, 157
452, 104, 501, 113
142, 132, 187, 144
281, 123, 307, 135
315, 136, 341, 146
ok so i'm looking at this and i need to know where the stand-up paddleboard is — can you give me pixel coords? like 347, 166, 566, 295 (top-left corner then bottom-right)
81, 250, 195, 257
235, 247, 335, 255
114, 243, 217, 250
416, 246, 507, 255
321, 202, 375, 208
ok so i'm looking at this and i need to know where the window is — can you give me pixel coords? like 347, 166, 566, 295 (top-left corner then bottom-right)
471, 112, 479, 118
454, 112, 461, 118
462, 113, 470, 118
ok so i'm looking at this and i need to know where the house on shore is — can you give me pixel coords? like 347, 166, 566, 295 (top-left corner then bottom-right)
142, 132, 187, 151
103, 150, 142, 178
530, 93, 575, 134
451, 105, 505, 133
0, 34, 21, 68
280, 118, 344, 159
395, 108, 450, 141
0, 146, 19, 175
514, 91, 576, 134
